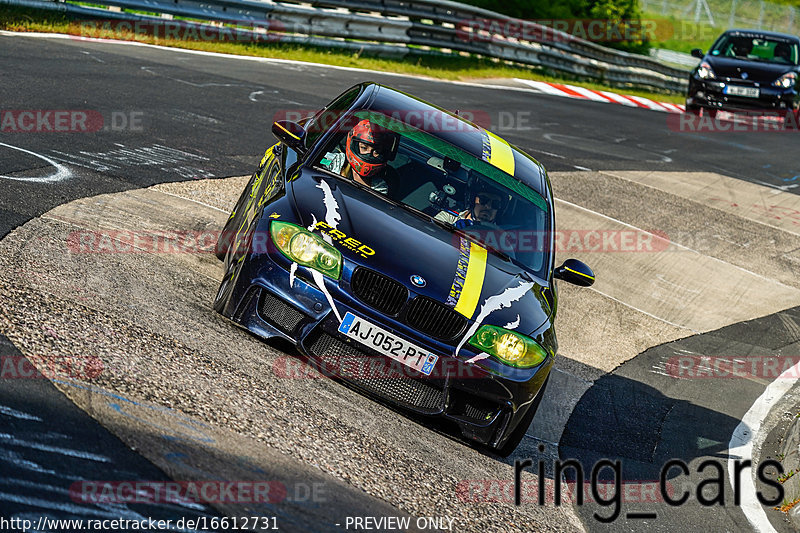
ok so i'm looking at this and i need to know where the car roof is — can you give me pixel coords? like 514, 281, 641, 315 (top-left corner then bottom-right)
723, 29, 800, 43
358, 83, 549, 199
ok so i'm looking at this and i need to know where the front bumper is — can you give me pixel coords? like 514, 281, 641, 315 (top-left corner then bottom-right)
225, 241, 551, 449
687, 77, 796, 113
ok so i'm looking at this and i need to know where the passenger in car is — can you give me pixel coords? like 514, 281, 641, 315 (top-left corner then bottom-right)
774, 42, 792, 63
434, 181, 505, 229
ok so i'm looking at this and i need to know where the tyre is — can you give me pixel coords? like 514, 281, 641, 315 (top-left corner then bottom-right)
685, 102, 701, 116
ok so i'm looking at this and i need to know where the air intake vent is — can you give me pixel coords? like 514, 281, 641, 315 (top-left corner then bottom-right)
309, 333, 444, 413
259, 291, 307, 334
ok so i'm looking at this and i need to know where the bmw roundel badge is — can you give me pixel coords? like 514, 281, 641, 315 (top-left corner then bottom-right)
410, 275, 426, 288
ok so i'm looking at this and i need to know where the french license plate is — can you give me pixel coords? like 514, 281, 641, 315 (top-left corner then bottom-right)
724, 85, 759, 98
338, 312, 439, 376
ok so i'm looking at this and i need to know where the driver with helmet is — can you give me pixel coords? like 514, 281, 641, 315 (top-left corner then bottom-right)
321, 119, 399, 194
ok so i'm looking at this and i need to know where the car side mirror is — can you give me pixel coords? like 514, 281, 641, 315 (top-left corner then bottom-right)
272, 120, 307, 155
691, 48, 704, 59
554, 259, 595, 287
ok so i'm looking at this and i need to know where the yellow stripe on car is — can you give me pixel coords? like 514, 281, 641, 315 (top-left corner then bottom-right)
486, 132, 515, 175
275, 122, 300, 140
260, 144, 276, 167
565, 266, 594, 281
454, 242, 487, 318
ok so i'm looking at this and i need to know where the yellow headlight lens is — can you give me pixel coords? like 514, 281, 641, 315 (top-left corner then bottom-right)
496, 333, 526, 362
270, 221, 342, 279
273, 225, 299, 250
288, 233, 319, 263
468, 325, 548, 368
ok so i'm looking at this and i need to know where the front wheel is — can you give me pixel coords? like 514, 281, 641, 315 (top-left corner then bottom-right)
685, 103, 701, 116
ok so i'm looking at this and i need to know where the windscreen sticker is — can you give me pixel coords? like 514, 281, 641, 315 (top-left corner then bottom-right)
480, 131, 515, 176
455, 280, 534, 359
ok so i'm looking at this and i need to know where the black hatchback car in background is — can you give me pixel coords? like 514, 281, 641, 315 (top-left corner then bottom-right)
686, 29, 800, 121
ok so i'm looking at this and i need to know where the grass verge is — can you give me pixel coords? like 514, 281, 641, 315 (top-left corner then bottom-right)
1, 5, 686, 104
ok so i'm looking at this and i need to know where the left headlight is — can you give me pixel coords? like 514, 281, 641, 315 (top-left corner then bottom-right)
270, 221, 342, 279
696, 61, 715, 80
468, 325, 549, 368
774, 72, 797, 89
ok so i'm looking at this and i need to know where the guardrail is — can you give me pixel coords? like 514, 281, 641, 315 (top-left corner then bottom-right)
4, 0, 691, 92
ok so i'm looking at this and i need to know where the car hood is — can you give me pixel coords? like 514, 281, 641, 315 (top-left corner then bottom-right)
290, 173, 552, 334
705, 56, 792, 82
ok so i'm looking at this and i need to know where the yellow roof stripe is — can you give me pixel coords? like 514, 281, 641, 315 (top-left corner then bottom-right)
486, 132, 515, 176
454, 242, 487, 319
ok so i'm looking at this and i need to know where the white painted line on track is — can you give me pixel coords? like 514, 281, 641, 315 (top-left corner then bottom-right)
0, 142, 72, 183
728, 360, 800, 533
155, 190, 229, 213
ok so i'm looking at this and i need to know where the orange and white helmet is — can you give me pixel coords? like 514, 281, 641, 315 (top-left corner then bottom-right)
345, 119, 398, 178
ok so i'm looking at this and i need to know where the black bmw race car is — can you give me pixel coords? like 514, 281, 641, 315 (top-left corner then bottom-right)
686, 29, 800, 122
214, 82, 594, 456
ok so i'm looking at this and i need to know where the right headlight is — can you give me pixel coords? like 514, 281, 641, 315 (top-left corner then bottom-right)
468, 325, 549, 368
270, 221, 342, 279
774, 72, 797, 89
696, 61, 715, 80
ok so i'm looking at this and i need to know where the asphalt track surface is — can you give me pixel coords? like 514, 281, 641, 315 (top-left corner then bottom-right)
2, 31, 800, 532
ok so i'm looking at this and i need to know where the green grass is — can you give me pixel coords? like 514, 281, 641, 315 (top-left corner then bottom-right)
0, 5, 685, 104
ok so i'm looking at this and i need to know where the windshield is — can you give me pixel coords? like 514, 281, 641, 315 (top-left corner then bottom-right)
312, 110, 551, 277
711, 34, 799, 65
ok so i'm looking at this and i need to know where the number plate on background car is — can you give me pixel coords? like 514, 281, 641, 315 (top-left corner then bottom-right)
338, 312, 439, 375
724, 85, 760, 98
